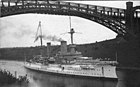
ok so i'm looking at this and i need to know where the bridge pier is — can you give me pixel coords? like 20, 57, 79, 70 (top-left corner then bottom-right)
116, 2, 140, 87
125, 2, 134, 33
116, 68, 140, 87
116, 32, 140, 87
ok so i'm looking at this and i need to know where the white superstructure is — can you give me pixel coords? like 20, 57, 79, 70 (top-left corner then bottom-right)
24, 40, 117, 79
25, 62, 117, 78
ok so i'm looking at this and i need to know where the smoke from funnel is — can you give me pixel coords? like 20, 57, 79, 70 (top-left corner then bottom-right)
43, 35, 64, 42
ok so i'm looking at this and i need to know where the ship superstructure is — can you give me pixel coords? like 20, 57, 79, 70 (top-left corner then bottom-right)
25, 40, 117, 78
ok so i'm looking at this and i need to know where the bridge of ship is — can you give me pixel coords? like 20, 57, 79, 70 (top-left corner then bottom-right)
0, 0, 140, 39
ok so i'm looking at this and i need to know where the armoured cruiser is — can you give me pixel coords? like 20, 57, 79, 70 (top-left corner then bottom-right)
24, 19, 118, 79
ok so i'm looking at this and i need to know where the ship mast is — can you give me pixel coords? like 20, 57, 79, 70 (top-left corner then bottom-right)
69, 29, 75, 45
34, 21, 43, 56
34, 21, 43, 47
39, 21, 43, 47
68, 16, 75, 45
61, 16, 81, 44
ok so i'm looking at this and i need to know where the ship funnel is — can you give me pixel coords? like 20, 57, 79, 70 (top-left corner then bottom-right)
70, 44, 76, 54
61, 41, 67, 54
47, 42, 51, 57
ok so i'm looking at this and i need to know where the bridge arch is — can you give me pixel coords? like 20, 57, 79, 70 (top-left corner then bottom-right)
1, 0, 139, 39
133, 6, 140, 11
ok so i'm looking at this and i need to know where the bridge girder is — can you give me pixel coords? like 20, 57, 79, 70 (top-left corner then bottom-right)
0, 0, 139, 39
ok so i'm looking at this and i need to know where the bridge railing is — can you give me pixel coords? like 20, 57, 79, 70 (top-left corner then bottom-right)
0, 0, 127, 30
1, 0, 139, 38
1, 0, 125, 17
0, 1, 126, 26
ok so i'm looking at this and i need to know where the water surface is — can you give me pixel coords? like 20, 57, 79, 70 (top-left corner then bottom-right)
0, 60, 117, 87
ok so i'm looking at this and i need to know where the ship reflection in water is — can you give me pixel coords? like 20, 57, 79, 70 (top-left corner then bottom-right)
26, 69, 117, 87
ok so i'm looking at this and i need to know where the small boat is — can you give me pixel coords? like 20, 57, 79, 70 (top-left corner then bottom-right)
24, 18, 118, 79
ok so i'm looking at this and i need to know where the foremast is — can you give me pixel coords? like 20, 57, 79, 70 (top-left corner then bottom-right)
34, 21, 43, 55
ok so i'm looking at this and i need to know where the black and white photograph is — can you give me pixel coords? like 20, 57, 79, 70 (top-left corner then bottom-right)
0, 0, 140, 87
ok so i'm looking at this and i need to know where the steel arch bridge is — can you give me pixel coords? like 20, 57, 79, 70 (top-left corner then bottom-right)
0, 0, 140, 39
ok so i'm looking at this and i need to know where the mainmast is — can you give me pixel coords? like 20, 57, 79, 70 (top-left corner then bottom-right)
68, 16, 75, 45
61, 16, 80, 44
69, 28, 75, 45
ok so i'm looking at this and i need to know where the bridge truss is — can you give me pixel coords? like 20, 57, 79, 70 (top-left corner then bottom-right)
0, 0, 140, 39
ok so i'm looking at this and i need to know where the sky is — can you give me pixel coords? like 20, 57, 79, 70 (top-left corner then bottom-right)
0, 1, 140, 48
